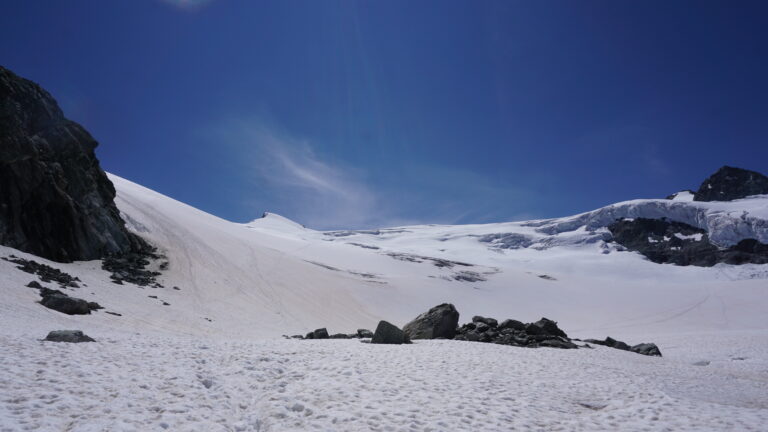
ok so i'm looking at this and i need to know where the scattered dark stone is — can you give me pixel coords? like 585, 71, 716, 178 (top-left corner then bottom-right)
162, 301, 170, 306
357, 329, 373, 338
608, 218, 768, 267
312, 328, 329, 339
472, 316, 498, 328
3, 256, 79, 287
693, 166, 768, 202
148, 295, 158, 299
0, 66, 147, 262
173, 286, 181, 290
26, 281, 43, 289
538, 274, 557, 281
67, 281, 80, 288
403, 303, 460, 340
102, 245, 164, 287
385, 252, 472, 268
105, 311, 122, 316
44, 330, 95, 343
453, 271, 486, 282
371, 320, 410, 344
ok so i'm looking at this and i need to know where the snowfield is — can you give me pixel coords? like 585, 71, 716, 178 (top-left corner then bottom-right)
1, 173, 767, 431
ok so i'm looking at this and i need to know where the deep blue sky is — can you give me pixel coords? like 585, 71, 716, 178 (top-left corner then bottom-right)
2, 1, 767, 228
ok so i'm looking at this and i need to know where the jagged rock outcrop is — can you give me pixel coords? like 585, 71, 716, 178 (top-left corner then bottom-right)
694, 166, 768, 202
608, 218, 768, 266
0, 66, 145, 262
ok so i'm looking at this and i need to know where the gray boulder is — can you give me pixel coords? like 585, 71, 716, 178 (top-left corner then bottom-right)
357, 329, 374, 338
40, 294, 92, 315
44, 330, 95, 343
371, 320, 410, 344
631, 343, 662, 357
403, 303, 460, 340
312, 328, 329, 339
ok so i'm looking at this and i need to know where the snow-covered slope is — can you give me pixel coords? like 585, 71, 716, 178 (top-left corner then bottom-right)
2, 174, 768, 431
1, 173, 767, 339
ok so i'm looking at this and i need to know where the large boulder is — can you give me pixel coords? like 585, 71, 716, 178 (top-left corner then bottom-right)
44, 330, 95, 343
403, 303, 460, 340
0, 66, 146, 262
312, 328, 329, 339
40, 293, 92, 315
371, 320, 410, 344
693, 166, 768, 202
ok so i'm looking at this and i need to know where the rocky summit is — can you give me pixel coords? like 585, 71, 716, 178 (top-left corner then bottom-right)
0, 66, 145, 262
693, 166, 768, 202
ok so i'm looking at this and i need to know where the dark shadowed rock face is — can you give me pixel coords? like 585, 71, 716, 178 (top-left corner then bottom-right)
0, 66, 144, 262
608, 218, 768, 266
693, 166, 768, 202
403, 303, 460, 340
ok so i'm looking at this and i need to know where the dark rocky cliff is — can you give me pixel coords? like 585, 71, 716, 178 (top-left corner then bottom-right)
0, 66, 144, 262
693, 166, 768, 202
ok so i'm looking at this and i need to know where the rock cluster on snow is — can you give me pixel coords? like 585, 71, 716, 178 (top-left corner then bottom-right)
44, 330, 95, 343
295, 304, 662, 356
292, 328, 376, 340
454, 316, 577, 349
0, 66, 148, 262
693, 166, 768, 202
3, 255, 80, 287
102, 245, 165, 287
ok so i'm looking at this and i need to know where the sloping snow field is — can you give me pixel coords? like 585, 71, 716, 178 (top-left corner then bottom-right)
1, 174, 767, 431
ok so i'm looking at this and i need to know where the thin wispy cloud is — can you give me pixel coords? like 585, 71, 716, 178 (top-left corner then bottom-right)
214, 120, 385, 229
158, 0, 214, 11
209, 118, 540, 230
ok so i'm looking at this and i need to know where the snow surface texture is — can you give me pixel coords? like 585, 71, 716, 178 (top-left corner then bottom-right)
1, 174, 767, 431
